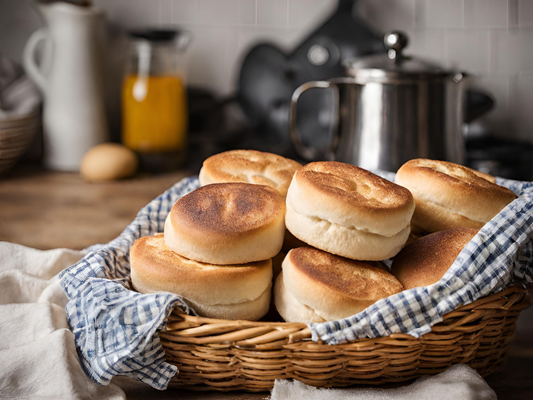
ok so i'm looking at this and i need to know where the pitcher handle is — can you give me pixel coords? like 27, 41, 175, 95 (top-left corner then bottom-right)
23, 28, 48, 93
289, 81, 340, 161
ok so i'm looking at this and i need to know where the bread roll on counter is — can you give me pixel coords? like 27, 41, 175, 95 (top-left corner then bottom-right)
274, 247, 404, 323
285, 161, 415, 261
165, 182, 286, 264
395, 159, 516, 234
199, 149, 302, 200
130, 234, 272, 320
80, 143, 138, 182
391, 228, 477, 289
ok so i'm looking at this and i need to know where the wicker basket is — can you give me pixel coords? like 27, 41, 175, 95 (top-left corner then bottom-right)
0, 113, 40, 175
160, 286, 530, 392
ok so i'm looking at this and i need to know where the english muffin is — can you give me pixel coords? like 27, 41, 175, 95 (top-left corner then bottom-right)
130, 234, 272, 320
165, 182, 286, 264
199, 150, 302, 199
285, 161, 415, 260
274, 247, 404, 322
391, 228, 478, 289
395, 159, 516, 233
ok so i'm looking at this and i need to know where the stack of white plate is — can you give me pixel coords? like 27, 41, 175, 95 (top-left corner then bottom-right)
0, 112, 40, 175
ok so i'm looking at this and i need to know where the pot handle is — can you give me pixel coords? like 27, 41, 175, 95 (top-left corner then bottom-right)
289, 81, 340, 161
465, 90, 494, 123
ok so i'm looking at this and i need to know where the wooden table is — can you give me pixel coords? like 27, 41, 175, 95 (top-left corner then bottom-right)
0, 164, 192, 249
1, 165, 532, 399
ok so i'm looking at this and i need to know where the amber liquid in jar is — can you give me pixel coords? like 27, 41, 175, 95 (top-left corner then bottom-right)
122, 75, 187, 153
122, 30, 191, 171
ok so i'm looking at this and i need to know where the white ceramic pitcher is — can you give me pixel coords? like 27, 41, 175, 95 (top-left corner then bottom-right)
23, 1, 108, 171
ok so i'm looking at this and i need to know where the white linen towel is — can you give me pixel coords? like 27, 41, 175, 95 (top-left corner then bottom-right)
271, 364, 496, 400
0, 241, 125, 400
0, 241, 498, 399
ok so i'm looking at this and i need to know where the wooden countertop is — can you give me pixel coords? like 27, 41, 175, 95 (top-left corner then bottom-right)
0, 164, 192, 249
1, 165, 532, 399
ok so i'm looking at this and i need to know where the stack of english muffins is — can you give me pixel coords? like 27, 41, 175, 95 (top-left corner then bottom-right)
276, 161, 413, 323
130, 150, 300, 320
129, 150, 518, 323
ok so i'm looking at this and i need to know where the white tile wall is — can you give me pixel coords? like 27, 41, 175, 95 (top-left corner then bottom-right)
414, 0, 428, 27
0, 0, 531, 142
490, 29, 533, 74
409, 28, 445, 63
464, 0, 508, 28
426, 0, 464, 28
445, 29, 490, 74
288, 0, 337, 29
197, 0, 239, 26
185, 25, 235, 92
357, 0, 416, 31
159, 0, 173, 25
93, 0, 160, 28
238, 0, 256, 25
519, 0, 533, 26
257, 0, 288, 26
171, 0, 199, 25
509, 0, 519, 27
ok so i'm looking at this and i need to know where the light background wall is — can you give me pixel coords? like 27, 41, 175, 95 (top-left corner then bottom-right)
1, 0, 532, 142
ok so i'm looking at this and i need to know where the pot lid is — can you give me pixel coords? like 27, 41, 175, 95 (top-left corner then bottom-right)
345, 31, 464, 82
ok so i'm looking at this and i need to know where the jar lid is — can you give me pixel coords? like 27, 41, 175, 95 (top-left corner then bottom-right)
128, 29, 180, 42
128, 29, 193, 52
345, 31, 462, 83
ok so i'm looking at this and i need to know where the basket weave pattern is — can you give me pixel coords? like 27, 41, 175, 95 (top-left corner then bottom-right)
160, 286, 529, 392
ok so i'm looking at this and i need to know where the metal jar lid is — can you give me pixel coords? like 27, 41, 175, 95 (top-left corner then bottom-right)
345, 31, 464, 84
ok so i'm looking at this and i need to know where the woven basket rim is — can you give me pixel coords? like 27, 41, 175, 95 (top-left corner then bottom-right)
163, 286, 530, 344
160, 285, 531, 392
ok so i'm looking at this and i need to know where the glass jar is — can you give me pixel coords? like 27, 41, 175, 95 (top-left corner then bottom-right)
122, 30, 192, 171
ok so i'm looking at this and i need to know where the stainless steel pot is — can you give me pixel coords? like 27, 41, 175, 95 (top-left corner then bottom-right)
289, 31, 475, 172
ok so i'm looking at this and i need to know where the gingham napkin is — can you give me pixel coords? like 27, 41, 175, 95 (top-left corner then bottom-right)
59, 175, 533, 390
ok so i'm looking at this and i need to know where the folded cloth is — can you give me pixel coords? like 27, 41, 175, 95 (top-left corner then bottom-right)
0, 242, 126, 400
271, 364, 496, 400
0, 242, 82, 305
0, 55, 40, 118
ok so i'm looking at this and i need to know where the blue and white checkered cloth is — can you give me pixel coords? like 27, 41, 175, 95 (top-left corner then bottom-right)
59, 174, 533, 390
